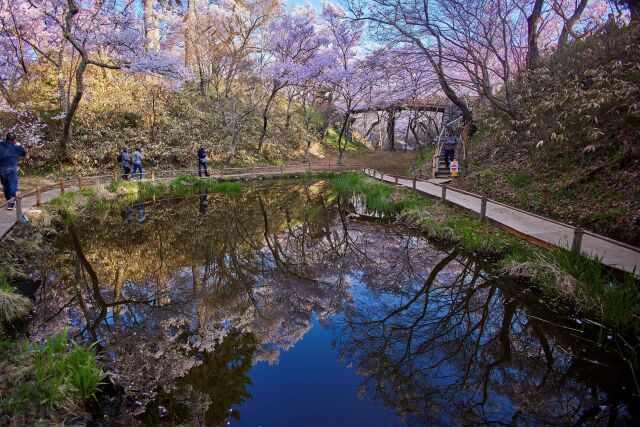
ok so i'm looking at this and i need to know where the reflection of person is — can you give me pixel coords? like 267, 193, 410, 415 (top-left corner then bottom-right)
121, 205, 133, 223
198, 146, 209, 177
442, 129, 459, 170
199, 191, 209, 216
136, 202, 147, 223
0, 131, 28, 210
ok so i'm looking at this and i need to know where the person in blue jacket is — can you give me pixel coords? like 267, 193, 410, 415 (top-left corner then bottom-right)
0, 132, 28, 210
198, 146, 209, 177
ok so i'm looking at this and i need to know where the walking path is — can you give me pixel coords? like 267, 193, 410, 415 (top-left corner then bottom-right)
365, 169, 640, 277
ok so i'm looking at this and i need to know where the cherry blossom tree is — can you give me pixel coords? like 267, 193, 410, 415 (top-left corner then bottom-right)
257, 4, 328, 153
319, 3, 378, 163
0, 0, 185, 160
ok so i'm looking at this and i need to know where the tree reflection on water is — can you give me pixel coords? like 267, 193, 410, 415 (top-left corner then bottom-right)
32, 181, 638, 425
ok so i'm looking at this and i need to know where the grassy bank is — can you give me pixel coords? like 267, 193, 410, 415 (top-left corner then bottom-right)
0, 330, 104, 424
331, 172, 640, 335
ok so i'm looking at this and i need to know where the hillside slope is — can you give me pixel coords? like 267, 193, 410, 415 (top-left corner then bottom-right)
455, 24, 640, 245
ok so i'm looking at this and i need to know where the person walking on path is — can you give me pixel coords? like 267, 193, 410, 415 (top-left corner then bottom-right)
0, 131, 28, 210
131, 147, 144, 180
119, 147, 131, 180
198, 145, 209, 177
442, 129, 459, 170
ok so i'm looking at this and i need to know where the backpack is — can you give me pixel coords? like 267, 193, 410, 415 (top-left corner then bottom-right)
117, 153, 123, 163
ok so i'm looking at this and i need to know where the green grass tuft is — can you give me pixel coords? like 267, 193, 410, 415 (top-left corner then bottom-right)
79, 187, 97, 197
1, 330, 104, 419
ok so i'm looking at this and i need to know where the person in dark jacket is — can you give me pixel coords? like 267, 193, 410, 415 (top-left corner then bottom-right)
198, 146, 209, 177
0, 132, 28, 210
442, 129, 459, 170
119, 147, 130, 180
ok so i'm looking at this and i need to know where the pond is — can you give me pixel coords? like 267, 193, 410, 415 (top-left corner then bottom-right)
30, 180, 639, 426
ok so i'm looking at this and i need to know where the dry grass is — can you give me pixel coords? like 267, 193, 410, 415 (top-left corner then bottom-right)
0, 289, 32, 324
501, 258, 577, 300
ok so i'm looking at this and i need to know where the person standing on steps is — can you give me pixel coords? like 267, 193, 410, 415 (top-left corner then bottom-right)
119, 147, 131, 180
0, 132, 28, 210
198, 145, 209, 177
443, 129, 459, 171
131, 147, 144, 180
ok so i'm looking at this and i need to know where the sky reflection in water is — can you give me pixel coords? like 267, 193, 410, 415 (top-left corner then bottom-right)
32, 181, 638, 426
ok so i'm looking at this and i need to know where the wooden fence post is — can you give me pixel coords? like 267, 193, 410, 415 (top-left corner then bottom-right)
280, 165, 284, 175
432, 154, 437, 179
480, 196, 487, 221
380, 173, 384, 182
412, 177, 417, 190
571, 228, 584, 254
151, 170, 156, 182
15, 192, 22, 220
541, 185, 549, 206
60, 179, 65, 194
441, 184, 447, 201
394, 176, 399, 185
77, 176, 83, 190
36, 188, 42, 206
112, 170, 117, 182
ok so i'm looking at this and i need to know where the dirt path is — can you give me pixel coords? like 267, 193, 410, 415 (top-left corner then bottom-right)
326, 151, 420, 176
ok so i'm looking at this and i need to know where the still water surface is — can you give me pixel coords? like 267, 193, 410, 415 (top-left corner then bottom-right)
31, 180, 638, 426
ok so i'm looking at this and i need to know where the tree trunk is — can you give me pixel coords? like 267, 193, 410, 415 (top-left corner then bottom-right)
184, 0, 196, 67
321, 92, 334, 142
387, 109, 396, 151
557, 0, 589, 49
143, 0, 161, 52
285, 92, 294, 129
526, 0, 545, 69
61, 0, 88, 161
257, 89, 278, 153
409, 119, 423, 159
337, 112, 350, 164
403, 111, 411, 153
